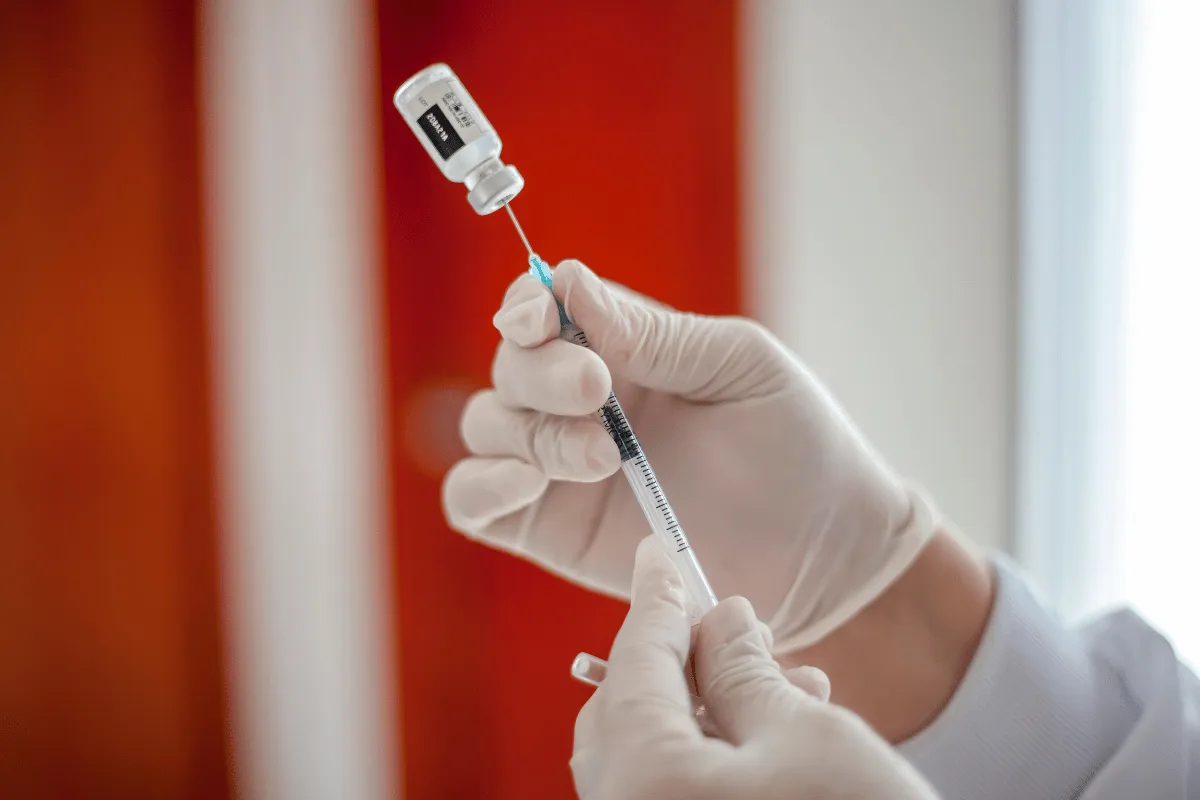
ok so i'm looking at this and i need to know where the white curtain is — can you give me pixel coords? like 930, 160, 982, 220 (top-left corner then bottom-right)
1018, 0, 1200, 668
1115, 2, 1200, 668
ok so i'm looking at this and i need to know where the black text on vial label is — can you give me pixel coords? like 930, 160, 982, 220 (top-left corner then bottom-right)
418, 103, 466, 160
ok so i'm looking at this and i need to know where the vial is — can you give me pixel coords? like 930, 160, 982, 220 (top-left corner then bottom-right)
394, 63, 524, 215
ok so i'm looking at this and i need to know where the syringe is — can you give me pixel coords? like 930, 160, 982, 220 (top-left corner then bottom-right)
391, 63, 717, 621
504, 205, 719, 623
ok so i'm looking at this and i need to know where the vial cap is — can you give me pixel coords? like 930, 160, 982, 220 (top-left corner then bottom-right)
467, 164, 524, 215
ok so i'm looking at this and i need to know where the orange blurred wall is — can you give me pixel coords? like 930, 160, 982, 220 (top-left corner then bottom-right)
376, 1, 742, 796
0, 3, 231, 798
0, 0, 743, 796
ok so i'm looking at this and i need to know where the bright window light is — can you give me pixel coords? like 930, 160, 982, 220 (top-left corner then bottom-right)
1115, 1, 1200, 668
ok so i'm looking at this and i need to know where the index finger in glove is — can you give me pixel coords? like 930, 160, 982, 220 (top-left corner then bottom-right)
696, 596, 816, 745
494, 274, 560, 348
492, 338, 612, 415
460, 390, 620, 482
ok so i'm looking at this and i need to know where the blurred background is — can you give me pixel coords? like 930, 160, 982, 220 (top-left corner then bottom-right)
1, 0, 1196, 798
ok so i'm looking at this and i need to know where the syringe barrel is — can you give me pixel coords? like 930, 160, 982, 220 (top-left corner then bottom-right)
527, 256, 718, 622
622, 455, 719, 623
394, 64, 523, 214
590, 354, 717, 623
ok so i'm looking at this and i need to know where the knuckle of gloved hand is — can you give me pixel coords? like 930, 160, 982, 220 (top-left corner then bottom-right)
606, 694, 684, 740
457, 390, 493, 445
460, 386, 491, 418
722, 316, 787, 362
488, 341, 510, 393
599, 745, 704, 800
504, 296, 556, 345
755, 621, 775, 652
528, 412, 560, 469
594, 293, 652, 364
501, 272, 541, 304
719, 315, 770, 344
697, 607, 767, 672
612, 635, 685, 681
575, 351, 613, 409
440, 465, 476, 535
784, 665, 831, 702
703, 650, 779, 705
444, 504, 482, 539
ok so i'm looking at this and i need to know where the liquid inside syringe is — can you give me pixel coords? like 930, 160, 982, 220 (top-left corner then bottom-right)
504, 205, 718, 622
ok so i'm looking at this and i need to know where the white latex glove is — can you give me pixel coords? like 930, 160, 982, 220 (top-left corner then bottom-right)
571, 536, 939, 800
443, 259, 935, 650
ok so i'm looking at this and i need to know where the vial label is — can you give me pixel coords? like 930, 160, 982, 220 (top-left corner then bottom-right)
406, 78, 487, 161
417, 104, 466, 159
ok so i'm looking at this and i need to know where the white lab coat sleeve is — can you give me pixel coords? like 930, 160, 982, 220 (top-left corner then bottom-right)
898, 557, 1200, 799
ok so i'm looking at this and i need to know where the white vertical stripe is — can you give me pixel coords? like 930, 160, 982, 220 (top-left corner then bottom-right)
1116, 1, 1200, 666
1015, 0, 1132, 619
200, 2, 399, 799
742, 0, 1019, 551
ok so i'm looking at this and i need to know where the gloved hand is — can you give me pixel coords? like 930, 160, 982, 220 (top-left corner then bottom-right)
443, 259, 936, 650
571, 536, 939, 800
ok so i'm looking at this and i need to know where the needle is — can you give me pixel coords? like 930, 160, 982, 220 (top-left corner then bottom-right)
504, 202, 534, 256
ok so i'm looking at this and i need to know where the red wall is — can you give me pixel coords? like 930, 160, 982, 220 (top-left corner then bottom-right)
0, 3, 231, 798
376, 1, 742, 796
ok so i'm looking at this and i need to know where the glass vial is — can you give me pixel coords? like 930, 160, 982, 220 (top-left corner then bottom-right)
393, 63, 524, 215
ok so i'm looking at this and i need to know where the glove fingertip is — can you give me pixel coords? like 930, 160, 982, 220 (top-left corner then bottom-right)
575, 352, 613, 409
493, 290, 558, 347
630, 535, 684, 605
441, 457, 548, 535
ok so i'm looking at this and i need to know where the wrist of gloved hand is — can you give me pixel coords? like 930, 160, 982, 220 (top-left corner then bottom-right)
779, 521, 995, 744
769, 484, 940, 653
